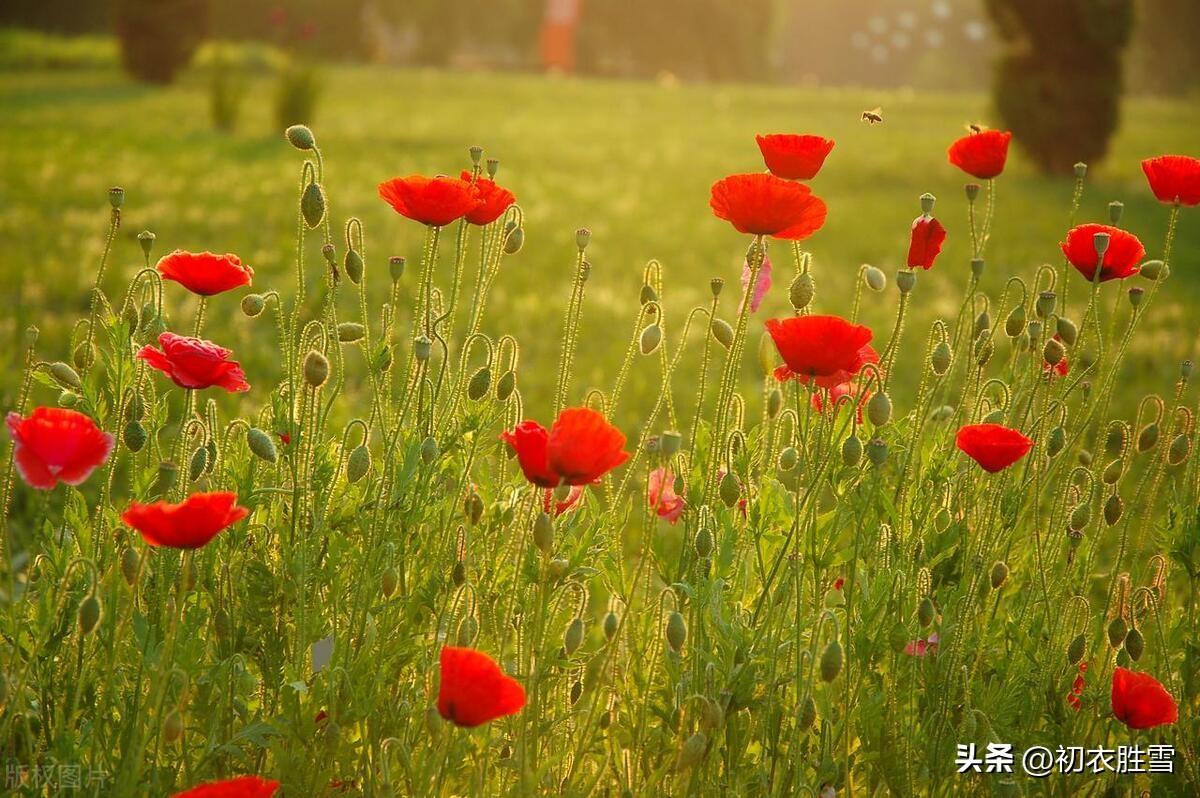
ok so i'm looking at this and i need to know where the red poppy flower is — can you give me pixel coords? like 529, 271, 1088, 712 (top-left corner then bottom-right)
710, 173, 828, 240
1111, 667, 1177, 730
543, 485, 584, 516
905, 632, 939, 657
832, 577, 845, 591
156, 250, 253, 297
648, 467, 685, 524
955, 423, 1033, 473
459, 171, 516, 225
1067, 662, 1087, 711
501, 407, 629, 488
6, 407, 114, 490
1060, 224, 1145, 283
437, 646, 525, 727
378, 175, 482, 227
172, 775, 280, 798
908, 216, 947, 270
122, 491, 250, 549
811, 381, 870, 422
138, 332, 250, 392
1141, 155, 1200, 206
766, 315, 877, 390
947, 129, 1012, 180
755, 134, 835, 180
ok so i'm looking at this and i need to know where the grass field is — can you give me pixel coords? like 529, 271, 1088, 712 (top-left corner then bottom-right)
3, 64, 1199, 424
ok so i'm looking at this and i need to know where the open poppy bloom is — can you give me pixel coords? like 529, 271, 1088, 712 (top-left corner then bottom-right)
1141, 155, 1200, 206
905, 632, 939, 657
766, 315, 877, 390
755, 133, 835, 180
955, 423, 1033, 473
502, 407, 629, 488
1060, 223, 1145, 283
172, 775, 280, 798
459, 171, 516, 225
122, 491, 249, 549
811, 381, 870, 422
907, 216, 947, 270
1111, 667, 1177, 729
138, 332, 250, 392
6, 407, 114, 490
947, 129, 1012, 180
647, 467, 685, 524
437, 646, 525, 727
710, 173, 827, 240
156, 250, 253, 297
378, 174, 482, 227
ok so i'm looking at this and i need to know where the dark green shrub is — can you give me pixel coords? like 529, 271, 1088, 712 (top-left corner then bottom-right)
113, 0, 209, 84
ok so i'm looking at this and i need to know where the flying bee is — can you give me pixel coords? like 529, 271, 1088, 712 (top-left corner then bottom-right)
861, 107, 883, 124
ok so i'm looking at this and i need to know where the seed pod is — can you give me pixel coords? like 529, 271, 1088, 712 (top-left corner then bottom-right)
50, 362, 82, 390
456, 615, 478, 647
163, 709, 184, 744
120, 546, 140, 585
640, 324, 662, 355
1139, 259, 1166, 280
503, 225, 524, 254
1101, 458, 1122, 485
660, 431, 682, 457
1128, 286, 1144, 308
990, 561, 1009, 589
694, 526, 714, 559
299, 180, 326, 228
819, 639, 843, 682
344, 249, 364, 285
247, 428, 278, 463
889, 622, 909, 653
533, 512, 554, 554
666, 611, 687, 653
930, 341, 952, 375
347, 445, 371, 483
1104, 494, 1123, 526
124, 420, 147, 453
1047, 426, 1066, 457
866, 438, 888, 467
1035, 290, 1056, 319
285, 124, 316, 150
675, 732, 707, 772
710, 278, 724, 297
798, 694, 817, 730
718, 471, 740, 507
1137, 423, 1159, 452
1004, 305, 1025, 338
337, 322, 365, 343
603, 610, 620, 641
1107, 617, 1127, 648
467, 367, 491, 401
790, 272, 815, 309
779, 446, 799, 471
564, 618, 585, 656
387, 256, 406, 282
575, 228, 591, 250
1066, 633, 1086, 665
918, 596, 935, 627
895, 269, 916, 294
381, 567, 398, 598
867, 392, 892, 427
420, 436, 439, 464
1168, 433, 1189, 466
863, 265, 886, 292
842, 435, 862, 467
710, 319, 734, 349
78, 593, 102, 635
189, 446, 208, 482
767, 388, 783, 419
1124, 627, 1144, 661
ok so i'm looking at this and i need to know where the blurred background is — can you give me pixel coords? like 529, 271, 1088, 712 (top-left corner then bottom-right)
1, 0, 1198, 425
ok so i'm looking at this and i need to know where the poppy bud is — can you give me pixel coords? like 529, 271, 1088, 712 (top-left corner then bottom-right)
496, 223, 522, 255
1104, 424, 1126, 457
346, 445, 371, 483
919, 193, 936, 215
867, 392, 892, 427
1107, 617, 1127, 647
694, 526, 714, 559
533, 512, 554, 554
301, 181, 326, 229
420, 436, 439, 464
464, 491, 483, 525
718, 470, 740, 507
866, 438, 887, 467
675, 732, 707, 772
123, 420, 147, 453
78, 593, 102, 635
49, 362, 82, 390
1078, 449, 1093, 467
387, 256, 406, 282
342, 249, 364, 285
661, 430, 682, 457
381, 567, 397, 598
1168, 433, 1189, 465
603, 610, 620, 641
640, 324, 662, 355
1074, 162, 1088, 179
1101, 458, 1123, 485
1139, 260, 1166, 281
970, 258, 985, 280
1004, 305, 1025, 338
334, 322, 364, 344
974, 309, 991, 337
246, 428, 277, 464
965, 182, 980, 202
1136, 423, 1158, 452
767, 388, 783, 419
1067, 633, 1086, 665
974, 331, 993, 367
1045, 425, 1065, 457
990, 561, 1009, 589
241, 293, 266, 317
564, 617, 585, 656
1053, 317, 1077, 347
163, 709, 184, 744
137, 229, 156, 257
1124, 627, 1144, 661
935, 506, 952, 530
799, 694, 818, 729
1092, 231, 1111, 259
322, 243, 336, 267
790, 272, 815, 310
495, 370, 516, 402
895, 270, 916, 294
859, 265, 886, 292
779, 446, 799, 471
639, 283, 659, 306
285, 124, 316, 150
304, 350, 329, 387
58, 391, 79, 408
930, 341, 952, 375
698, 696, 724, 731
184, 446, 205, 483
466, 366, 491, 401
666, 611, 687, 653
1068, 504, 1091, 533
1043, 337, 1065, 368
1128, 287, 1144, 309
1104, 493, 1123, 525
120, 546, 140, 585
917, 596, 935, 627
704, 319, 732, 352
842, 435, 863, 467
819, 639, 843, 682
889, 622, 909, 653
452, 560, 466, 586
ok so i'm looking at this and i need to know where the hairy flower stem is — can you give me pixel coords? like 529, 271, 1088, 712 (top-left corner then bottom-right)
81, 206, 121, 375
553, 252, 589, 416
